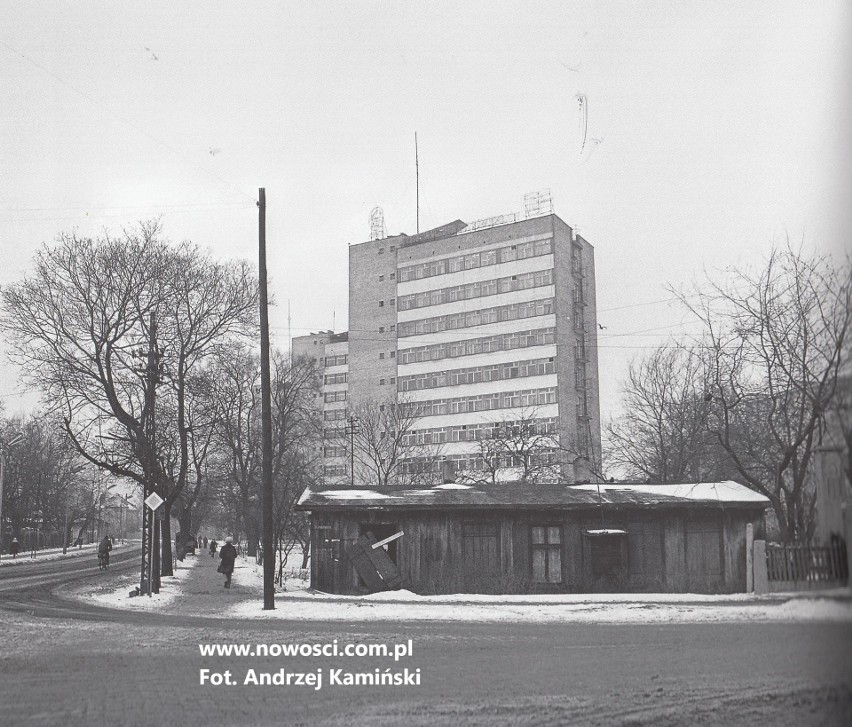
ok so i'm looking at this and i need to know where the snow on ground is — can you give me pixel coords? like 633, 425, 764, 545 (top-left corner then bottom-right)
68, 545, 852, 624
77, 553, 199, 610
0, 541, 134, 567
229, 589, 852, 624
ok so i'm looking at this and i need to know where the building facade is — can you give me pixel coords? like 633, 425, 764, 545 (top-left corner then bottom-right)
294, 211, 602, 485
291, 331, 350, 483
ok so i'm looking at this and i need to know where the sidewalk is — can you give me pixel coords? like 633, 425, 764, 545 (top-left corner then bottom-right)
173, 549, 266, 617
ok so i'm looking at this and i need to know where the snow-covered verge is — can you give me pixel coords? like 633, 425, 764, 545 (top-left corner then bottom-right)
66, 553, 199, 610
224, 566, 852, 623
0, 541, 133, 567
229, 589, 852, 624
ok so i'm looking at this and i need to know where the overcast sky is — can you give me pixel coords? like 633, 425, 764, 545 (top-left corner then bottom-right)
1, 1, 849, 425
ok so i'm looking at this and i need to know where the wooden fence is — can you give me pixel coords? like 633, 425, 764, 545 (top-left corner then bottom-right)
766, 542, 848, 587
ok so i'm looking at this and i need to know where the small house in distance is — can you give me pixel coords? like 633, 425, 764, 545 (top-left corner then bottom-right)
296, 481, 768, 595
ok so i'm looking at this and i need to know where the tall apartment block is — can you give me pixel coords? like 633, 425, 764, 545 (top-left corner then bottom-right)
294, 211, 602, 484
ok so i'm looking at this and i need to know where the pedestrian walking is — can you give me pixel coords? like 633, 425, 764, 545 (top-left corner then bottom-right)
209, 539, 217, 557
218, 536, 238, 588
203, 536, 208, 549
9, 537, 19, 558
98, 535, 112, 569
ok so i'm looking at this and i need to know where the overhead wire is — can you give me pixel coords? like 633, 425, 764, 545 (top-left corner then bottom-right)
0, 39, 256, 207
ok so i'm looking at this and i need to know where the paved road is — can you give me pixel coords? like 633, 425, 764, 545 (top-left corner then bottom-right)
1, 554, 850, 726
0, 546, 139, 593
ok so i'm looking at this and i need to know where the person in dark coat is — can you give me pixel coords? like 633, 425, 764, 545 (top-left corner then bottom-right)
9, 537, 19, 558
209, 539, 217, 557
203, 536, 208, 549
98, 535, 112, 568
218, 536, 238, 588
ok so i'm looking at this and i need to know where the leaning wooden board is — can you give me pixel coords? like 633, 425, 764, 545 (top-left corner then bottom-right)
345, 532, 403, 591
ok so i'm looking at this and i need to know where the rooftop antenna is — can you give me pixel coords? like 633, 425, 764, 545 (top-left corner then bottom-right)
369, 207, 386, 240
415, 132, 420, 234
524, 189, 553, 219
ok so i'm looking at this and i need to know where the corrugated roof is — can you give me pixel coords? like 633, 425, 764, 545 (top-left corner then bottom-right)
296, 480, 770, 511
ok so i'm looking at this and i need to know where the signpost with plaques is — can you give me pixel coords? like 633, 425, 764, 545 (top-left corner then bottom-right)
142, 492, 163, 596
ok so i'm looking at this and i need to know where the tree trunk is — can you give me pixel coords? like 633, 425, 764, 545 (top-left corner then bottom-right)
178, 505, 192, 537
160, 503, 173, 576
300, 538, 310, 569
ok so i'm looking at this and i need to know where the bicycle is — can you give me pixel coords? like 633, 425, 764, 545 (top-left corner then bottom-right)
98, 551, 110, 570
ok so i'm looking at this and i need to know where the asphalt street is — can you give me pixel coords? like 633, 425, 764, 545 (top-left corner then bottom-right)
1, 550, 850, 726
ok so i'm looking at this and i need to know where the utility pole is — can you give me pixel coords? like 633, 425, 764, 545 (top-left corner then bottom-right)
346, 416, 359, 488
258, 187, 275, 610
140, 312, 160, 594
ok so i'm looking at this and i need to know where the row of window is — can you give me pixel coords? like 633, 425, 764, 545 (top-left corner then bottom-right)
398, 327, 555, 365
324, 446, 346, 458
324, 391, 348, 403
402, 417, 557, 446
323, 465, 347, 476
398, 357, 555, 392
324, 372, 348, 385
324, 354, 348, 367
324, 409, 348, 422
413, 387, 557, 418
397, 269, 554, 312
398, 238, 553, 282
400, 449, 562, 475
398, 298, 554, 338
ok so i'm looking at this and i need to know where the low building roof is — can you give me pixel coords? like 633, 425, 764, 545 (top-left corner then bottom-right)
296, 480, 769, 511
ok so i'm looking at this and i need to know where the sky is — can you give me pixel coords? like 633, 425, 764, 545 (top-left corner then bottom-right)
1, 0, 849, 427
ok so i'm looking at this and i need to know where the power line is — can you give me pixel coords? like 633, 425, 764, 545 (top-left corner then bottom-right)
0, 39, 255, 205
0, 202, 256, 225
0, 201, 254, 214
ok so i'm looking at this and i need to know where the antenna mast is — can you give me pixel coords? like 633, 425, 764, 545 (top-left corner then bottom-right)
415, 131, 419, 234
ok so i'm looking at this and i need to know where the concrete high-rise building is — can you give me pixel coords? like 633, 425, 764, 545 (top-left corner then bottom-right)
294, 211, 602, 484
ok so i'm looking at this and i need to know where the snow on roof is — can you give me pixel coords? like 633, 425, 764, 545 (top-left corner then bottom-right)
297, 479, 770, 510
571, 480, 769, 504
299, 488, 391, 504
584, 529, 628, 536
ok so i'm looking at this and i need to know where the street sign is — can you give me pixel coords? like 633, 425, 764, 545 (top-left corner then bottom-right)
144, 492, 164, 511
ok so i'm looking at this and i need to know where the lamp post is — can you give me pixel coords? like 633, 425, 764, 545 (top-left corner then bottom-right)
0, 432, 25, 559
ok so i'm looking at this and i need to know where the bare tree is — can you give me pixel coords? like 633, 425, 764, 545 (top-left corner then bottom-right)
453, 409, 563, 485
203, 347, 321, 566
0, 222, 258, 573
0, 412, 91, 552
343, 396, 443, 488
605, 344, 733, 483
675, 243, 852, 541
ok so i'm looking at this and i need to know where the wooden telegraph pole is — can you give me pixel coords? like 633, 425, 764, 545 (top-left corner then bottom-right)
258, 188, 275, 610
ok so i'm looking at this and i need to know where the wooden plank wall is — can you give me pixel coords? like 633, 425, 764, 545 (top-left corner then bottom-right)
309, 507, 763, 595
